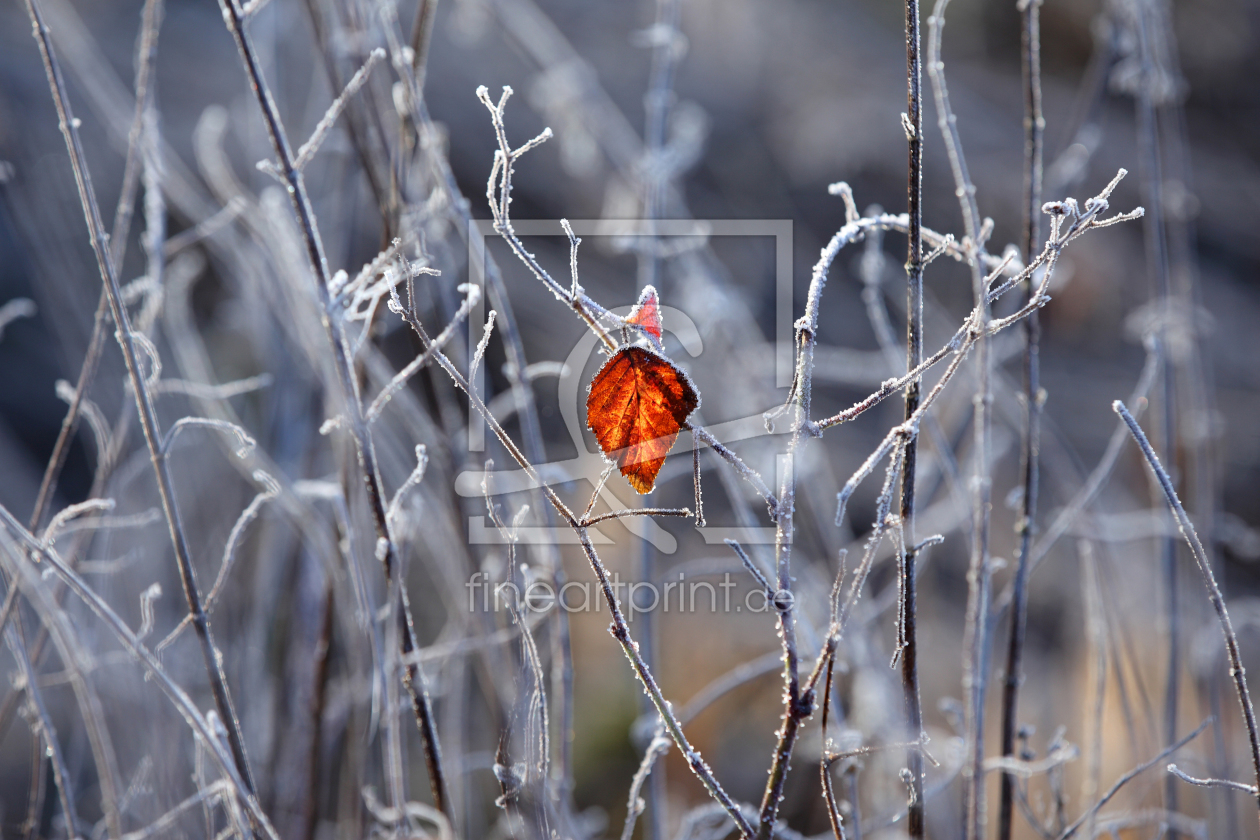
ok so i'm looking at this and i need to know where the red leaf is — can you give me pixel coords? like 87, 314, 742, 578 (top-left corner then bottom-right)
624, 285, 662, 340
586, 345, 699, 494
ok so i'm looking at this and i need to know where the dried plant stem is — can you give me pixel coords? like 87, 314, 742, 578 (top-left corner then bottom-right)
1056, 717, 1211, 840
0, 509, 280, 839
826, 187, 1134, 562
24, 0, 257, 799
5, 621, 77, 839
754, 182, 854, 838
300, 0, 392, 230
926, 0, 992, 833
30, 0, 165, 543
29, 0, 162, 534
30, 305, 104, 537
816, 441, 911, 705
621, 727, 672, 840
587, 526, 757, 836
409, 0, 439, 94
477, 92, 778, 522
900, 0, 927, 830
998, 1, 1044, 837
1167, 764, 1259, 796
638, 0, 682, 292
758, 430, 908, 840
754, 437, 805, 840
397, 305, 755, 838
818, 204, 1137, 705
400, 68, 573, 795
820, 657, 848, 840
472, 94, 768, 832
816, 181, 1139, 434
471, 82, 1136, 840
1114, 401, 1260, 828
214, 0, 449, 816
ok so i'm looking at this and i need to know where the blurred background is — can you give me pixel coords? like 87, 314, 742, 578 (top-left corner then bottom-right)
1, 0, 1260, 837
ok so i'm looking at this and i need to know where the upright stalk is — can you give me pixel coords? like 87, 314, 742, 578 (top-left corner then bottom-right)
925, 1, 991, 834
24, 0, 256, 798
1114, 401, 1260, 831
28, 0, 164, 535
755, 335, 810, 840
754, 199, 840, 840
899, 0, 927, 833
997, 1, 1043, 837
215, 0, 448, 816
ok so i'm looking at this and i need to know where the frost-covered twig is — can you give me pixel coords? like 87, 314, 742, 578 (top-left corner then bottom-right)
25, 0, 257, 795
119, 780, 232, 840
925, 0, 992, 829
292, 48, 384, 170
477, 85, 618, 349
0, 507, 280, 839
1056, 718, 1211, 840
478, 94, 777, 520
1167, 764, 1259, 796
30, 0, 165, 537
580, 507, 691, 527
215, 0, 448, 813
387, 446, 429, 528
366, 285, 479, 421
1115, 401, 1260, 826
40, 498, 114, 546
818, 174, 1139, 433
152, 373, 273, 401
0, 298, 35, 342
156, 471, 280, 656
160, 417, 256, 458
621, 726, 672, 840
754, 165, 846, 837
394, 299, 755, 838
4, 617, 77, 840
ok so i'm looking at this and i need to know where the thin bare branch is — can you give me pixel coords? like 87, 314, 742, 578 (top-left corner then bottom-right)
1115, 401, 1260, 824
1056, 718, 1211, 840
25, 0, 257, 794
0, 506, 279, 838
1167, 764, 1259, 796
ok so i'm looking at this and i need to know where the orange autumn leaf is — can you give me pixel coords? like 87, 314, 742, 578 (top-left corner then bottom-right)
586, 345, 699, 494
624, 285, 662, 340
